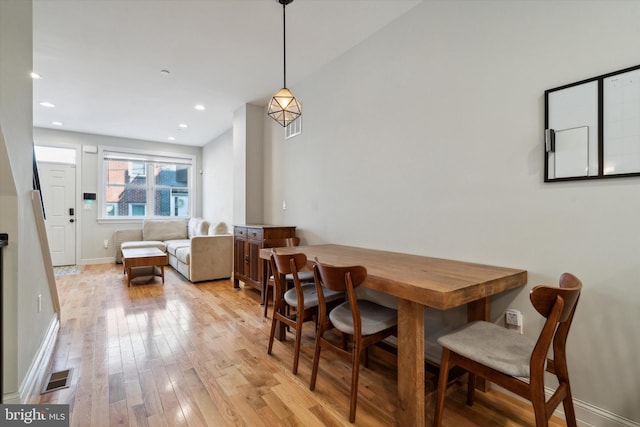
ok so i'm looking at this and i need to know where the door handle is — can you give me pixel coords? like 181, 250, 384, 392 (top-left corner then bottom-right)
69, 219, 75, 223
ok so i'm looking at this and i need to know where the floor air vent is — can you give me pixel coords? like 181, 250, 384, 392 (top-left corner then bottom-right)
41, 368, 73, 394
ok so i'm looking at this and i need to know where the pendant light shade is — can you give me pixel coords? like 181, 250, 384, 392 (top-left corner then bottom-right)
268, 0, 301, 127
268, 88, 301, 127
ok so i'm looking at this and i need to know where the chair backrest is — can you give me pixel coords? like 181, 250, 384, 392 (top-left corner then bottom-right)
270, 252, 309, 309
528, 272, 582, 378
271, 251, 307, 275
313, 262, 367, 332
530, 272, 582, 322
313, 262, 367, 293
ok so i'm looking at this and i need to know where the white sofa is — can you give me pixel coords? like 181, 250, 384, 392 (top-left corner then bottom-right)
115, 218, 232, 282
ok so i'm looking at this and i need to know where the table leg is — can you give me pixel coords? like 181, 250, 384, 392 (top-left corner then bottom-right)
260, 257, 269, 306
467, 297, 490, 391
397, 298, 425, 427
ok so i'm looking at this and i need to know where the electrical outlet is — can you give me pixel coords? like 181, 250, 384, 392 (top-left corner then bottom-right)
103, 239, 109, 249
505, 308, 523, 334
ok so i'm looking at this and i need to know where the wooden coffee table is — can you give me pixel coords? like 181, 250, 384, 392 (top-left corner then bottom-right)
121, 247, 168, 287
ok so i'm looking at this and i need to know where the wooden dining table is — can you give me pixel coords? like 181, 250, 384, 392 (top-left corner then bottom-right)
258, 244, 527, 426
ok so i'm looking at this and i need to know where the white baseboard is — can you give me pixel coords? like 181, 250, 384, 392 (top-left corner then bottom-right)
80, 257, 114, 265
2, 392, 21, 404
494, 384, 640, 427
569, 394, 640, 427
17, 315, 59, 403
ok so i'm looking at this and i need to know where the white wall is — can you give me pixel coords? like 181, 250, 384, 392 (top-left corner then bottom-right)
33, 127, 203, 264
263, 0, 640, 423
202, 129, 233, 227
1, 0, 57, 402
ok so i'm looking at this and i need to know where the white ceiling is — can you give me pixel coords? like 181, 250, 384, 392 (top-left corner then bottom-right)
33, 0, 422, 147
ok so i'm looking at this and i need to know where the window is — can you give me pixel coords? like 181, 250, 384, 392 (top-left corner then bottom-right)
34, 146, 76, 164
100, 148, 194, 219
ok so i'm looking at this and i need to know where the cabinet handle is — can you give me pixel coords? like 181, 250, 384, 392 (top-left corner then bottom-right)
244, 255, 249, 263
251, 232, 257, 237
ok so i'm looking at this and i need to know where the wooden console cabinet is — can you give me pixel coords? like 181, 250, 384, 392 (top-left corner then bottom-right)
233, 225, 296, 299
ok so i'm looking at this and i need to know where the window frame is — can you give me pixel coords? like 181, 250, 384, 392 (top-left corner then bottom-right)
97, 146, 195, 222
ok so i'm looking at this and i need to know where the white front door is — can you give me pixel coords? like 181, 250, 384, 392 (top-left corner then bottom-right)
38, 162, 76, 266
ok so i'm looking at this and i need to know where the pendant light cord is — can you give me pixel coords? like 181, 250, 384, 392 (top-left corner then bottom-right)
282, 1, 287, 88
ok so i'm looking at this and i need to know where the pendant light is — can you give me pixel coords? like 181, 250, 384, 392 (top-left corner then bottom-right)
267, 0, 301, 127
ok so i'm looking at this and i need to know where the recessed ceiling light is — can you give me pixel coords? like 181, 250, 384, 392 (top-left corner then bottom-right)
194, 104, 205, 111
39, 102, 55, 108
31, 72, 42, 79
178, 123, 188, 129
168, 136, 176, 141
52, 121, 63, 126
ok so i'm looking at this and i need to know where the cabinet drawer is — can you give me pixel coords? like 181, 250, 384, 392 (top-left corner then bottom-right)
246, 228, 263, 241
234, 227, 247, 237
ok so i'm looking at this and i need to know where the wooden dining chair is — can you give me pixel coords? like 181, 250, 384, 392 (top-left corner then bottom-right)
267, 251, 342, 374
262, 237, 315, 317
433, 273, 583, 427
310, 261, 398, 423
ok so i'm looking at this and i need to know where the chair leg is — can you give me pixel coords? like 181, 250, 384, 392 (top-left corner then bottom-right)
292, 313, 304, 374
310, 337, 322, 391
532, 405, 548, 427
433, 348, 451, 427
349, 343, 362, 423
531, 387, 549, 427
466, 372, 476, 406
554, 356, 578, 427
267, 305, 280, 355
562, 385, 578, 427
263, 285, 271, 318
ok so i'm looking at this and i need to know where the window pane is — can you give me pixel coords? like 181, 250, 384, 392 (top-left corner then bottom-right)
106, 203, 116, 216
104, 158, 147, 217
130, 204, 146, 216
128, 161, 146, 177
153, 163, 190, 217
34, 146, 76, 164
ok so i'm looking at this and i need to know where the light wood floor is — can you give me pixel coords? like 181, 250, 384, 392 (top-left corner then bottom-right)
34, 263, 567, 427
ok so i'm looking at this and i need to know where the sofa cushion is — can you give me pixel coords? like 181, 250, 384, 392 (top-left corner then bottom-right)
143, 220, 187, 241
188, 218, 210, 238
165, 239, 191, 256
176, 246, 190, 265
209, 221, 229, 235
121, 240, 166, 252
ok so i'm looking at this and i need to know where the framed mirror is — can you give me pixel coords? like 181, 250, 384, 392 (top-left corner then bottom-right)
544, 64, 640, 182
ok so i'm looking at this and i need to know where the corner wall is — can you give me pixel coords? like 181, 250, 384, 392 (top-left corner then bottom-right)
233, 104, 264, 225
202, 129, 233, 227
